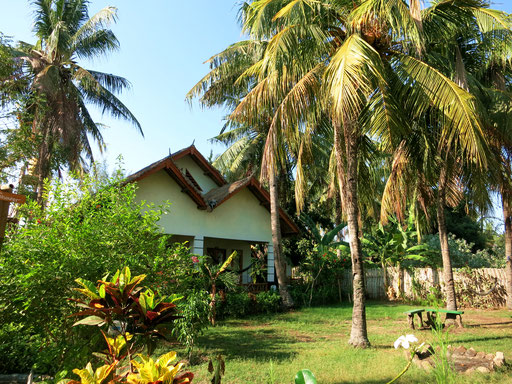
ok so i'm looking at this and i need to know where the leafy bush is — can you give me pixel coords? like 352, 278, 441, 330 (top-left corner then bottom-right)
254, 290, 281, 314
58, 333, 194, 384
222, 291, 253, 318
71, 267, 182, 358
0, 324, 39, 373
0, 171, 199, 374
424, 234, 504, 268
173, 290, 211, 355
215, 290, 281, 319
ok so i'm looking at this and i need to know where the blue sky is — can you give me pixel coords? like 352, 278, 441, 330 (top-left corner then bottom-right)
0, 0, 511, 176
0, 1, 244, 174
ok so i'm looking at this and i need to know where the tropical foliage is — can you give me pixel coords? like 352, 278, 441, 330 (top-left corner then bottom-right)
71, 267, 183, 357
188, 0, 512, 346
0, 0, 141, 202
0, 170, 198, 373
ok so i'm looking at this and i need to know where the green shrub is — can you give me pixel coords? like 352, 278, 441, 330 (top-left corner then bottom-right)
0, 324, 36, 373
254, 291, 281, 314
0, 170, 199, 374
173, 290, 211, 355
225, 291, 253, 317
215, 290, 281, 319
424, 234, 505, 268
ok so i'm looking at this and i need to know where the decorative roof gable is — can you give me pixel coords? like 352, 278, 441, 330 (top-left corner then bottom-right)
125, 145, 299, 235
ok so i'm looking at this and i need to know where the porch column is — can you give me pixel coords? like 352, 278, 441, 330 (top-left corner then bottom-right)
267, 243, 275, 283
192, 235, 204, 256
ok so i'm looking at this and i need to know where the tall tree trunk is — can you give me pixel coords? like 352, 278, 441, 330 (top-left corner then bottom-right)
494, 69, 512, 310
335, 121, 369, 348
35, 126, 52, 206
503, 189, 512, 310
269, 167, 294, 309
382, 261, 390, 299
436, 165, 458, 314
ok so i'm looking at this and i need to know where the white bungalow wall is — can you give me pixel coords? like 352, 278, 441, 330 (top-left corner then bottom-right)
134, 169, 275, 282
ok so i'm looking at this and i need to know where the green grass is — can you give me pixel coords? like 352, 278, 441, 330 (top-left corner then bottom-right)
169, 302, 512, 384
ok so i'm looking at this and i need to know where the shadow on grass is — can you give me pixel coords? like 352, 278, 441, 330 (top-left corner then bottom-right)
450, 334, 512, 343
196, 328, 297, 361
466, 321, 512, 328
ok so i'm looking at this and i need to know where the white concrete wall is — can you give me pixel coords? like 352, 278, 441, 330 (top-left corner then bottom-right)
135, 169, 273, 244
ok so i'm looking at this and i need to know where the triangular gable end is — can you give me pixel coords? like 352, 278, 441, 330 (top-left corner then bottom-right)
203, 176, 299, 235
171, 146, 226, 187
125, 146, 299, 235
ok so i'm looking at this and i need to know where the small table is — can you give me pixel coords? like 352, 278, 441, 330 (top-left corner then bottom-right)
404, 309, 424, 330
425, 308, 464, 328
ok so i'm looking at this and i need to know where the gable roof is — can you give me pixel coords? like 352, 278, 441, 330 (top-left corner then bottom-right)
124, 155, 207, 210
171, 146, 226, 187
125, 145, 299, 235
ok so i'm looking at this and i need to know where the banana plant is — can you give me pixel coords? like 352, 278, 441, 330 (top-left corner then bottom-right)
362, 218, 435, 297
199, 252, 238, 326
300, 214, 350, 306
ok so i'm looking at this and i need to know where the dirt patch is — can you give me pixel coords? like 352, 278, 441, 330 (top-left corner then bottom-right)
235, 321, 271, 330
288, 330, 315, 343
319, 332, 347, 341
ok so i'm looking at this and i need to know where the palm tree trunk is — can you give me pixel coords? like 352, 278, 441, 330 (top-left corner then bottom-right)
436, 165, 458, 314
35, 126, 52, 206
382, 261, 389, 299
502, 191, 512, 310
335, 121, 369, 348
269, 166, 294, 309
494, 70, 512, 310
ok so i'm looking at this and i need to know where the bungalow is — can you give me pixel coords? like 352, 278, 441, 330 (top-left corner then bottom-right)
125, 145, 299, 285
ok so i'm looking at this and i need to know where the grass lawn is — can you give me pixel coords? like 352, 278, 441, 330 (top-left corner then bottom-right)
170, 302, 512, 384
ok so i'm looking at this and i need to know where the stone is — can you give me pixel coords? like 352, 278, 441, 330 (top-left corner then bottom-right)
466, 348, 477, 357
453, 346, 467, 355
493, 352, 505, 367
476, 351, 486, 359
465, 367, 476, 374
476, 366, 491, 373
485, 353, 494, 361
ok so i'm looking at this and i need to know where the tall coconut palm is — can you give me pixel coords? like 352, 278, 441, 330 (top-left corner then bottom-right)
15, 0, 141, 203
188, 39, 297, 308
241, 0, 496, 346
476, 40, 512, 310
190, 0, 497, 346
381, 1, 512, 315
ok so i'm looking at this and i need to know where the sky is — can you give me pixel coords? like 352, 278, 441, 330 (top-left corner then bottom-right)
0, 0, 511, 179
0, 0, 245, 175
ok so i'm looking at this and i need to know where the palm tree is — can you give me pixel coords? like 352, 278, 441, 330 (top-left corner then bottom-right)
188, 40, 296, 308
381, 1, 512, 315
14, 0, 141, 203
244, 0, 497, 346
191, 0, 500, 346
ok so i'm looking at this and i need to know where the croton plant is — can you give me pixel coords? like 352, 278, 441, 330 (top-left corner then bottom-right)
61, 267, 194, 383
